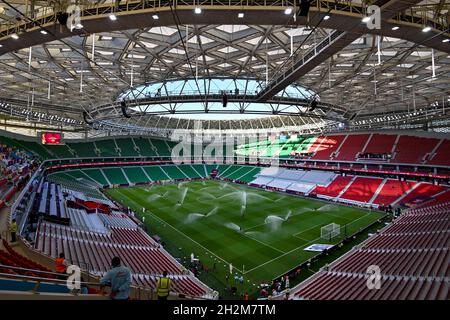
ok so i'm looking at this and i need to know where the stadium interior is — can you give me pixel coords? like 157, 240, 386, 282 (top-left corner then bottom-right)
0, 0, 448, 301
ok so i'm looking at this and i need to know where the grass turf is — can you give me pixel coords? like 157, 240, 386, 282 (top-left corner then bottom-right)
105, 180, 384, 293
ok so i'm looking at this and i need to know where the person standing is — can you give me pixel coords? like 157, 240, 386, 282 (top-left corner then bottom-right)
9, 219, 17, 243
156, 270, 171, 300
100, 257, 131, 300
55, 253, 68, 280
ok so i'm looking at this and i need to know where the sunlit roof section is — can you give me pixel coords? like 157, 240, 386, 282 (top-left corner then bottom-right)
120, 78, 316, 100
148, 26, 178, 36
216, 25, 250, 33
118, 77, 317, 120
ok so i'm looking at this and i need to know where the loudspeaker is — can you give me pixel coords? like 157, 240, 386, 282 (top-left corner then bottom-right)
83, 111, 93, 125
121, 101, 131, 118
308, 99, 317, 111
56, 12, 69, 25
222, 94, 228, 108
299, 0, 311, 17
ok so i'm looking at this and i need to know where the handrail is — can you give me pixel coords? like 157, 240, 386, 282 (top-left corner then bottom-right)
0, 263, 63, 278
0, 270, 100, 288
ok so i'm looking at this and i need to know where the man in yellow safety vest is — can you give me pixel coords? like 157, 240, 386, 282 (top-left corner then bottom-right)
156, 270, 171, 300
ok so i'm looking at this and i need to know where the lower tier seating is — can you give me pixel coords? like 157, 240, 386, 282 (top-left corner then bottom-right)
339, 177, 384, 203
293, 271, 448, 300
372, 180, 417, 206
290, 201, 449, 300
311, 176, 353, 198
33, 222, 210, 297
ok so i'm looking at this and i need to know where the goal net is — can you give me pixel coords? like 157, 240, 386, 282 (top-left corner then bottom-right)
321, 223, 341, 240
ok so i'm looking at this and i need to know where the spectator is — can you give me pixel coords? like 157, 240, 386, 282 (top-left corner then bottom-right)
55, 252, 68, 279
100, 257, 131, 300
156, 270, 171, 300
9, 219, 17, 243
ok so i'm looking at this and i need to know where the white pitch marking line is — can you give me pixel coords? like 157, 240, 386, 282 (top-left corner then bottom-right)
114, 189, 243, 274
244, 211, 377, 275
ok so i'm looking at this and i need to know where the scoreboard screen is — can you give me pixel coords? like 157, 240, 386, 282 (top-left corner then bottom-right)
41, 132, 63, 145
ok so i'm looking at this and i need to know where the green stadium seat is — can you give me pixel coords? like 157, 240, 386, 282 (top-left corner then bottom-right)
122, 167, 150, 183
81, 168, 109, 186
102, 167, 129, 185
67, 142, 97, 158
142, 166, 171, 181
115, 138, 140, 157
133, 138, 157, 157
95, 139, 119, 157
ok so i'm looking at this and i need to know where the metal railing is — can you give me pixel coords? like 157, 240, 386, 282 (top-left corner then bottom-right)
0, 263, 216, 300
0, 0, 447, 39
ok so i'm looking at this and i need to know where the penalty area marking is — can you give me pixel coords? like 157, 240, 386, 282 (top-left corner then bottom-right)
244, 211, 378, 276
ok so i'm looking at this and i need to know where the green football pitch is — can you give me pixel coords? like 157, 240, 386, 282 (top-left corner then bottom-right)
105, 180, 384, 291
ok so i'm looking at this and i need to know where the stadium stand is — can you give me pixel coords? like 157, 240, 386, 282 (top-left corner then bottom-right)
339, 177, 384, 203
372, 180, 417, 206
115, 138, 140, 157
393, 135, 440, 164
398, 183, 447, 206
311, 135, 346, 160
1, 131, 448, 301
290, 201, 450, 300
362, 133, 397, 156
312, 176, 354, 198
67, 142, 97, 158
428, 139, 450, 166
334, 134, 370, 161
33, 221, 211, 297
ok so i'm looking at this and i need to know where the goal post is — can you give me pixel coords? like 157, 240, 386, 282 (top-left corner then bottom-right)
321, 223, 341, 241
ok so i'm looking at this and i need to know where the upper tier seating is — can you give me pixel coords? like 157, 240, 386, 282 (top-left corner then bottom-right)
428, 139, 450, 166
311, 135, 346, 160
132, 138, 157, 157
363, 133, 397, 154
2, 133, 450, 168
67, 142, 97, 158
95, 139, 119, 157
115, 138, 140, 157
393, 135, 440, 164
334, 134, 370, 161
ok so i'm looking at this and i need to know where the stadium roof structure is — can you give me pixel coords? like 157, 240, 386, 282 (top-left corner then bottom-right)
0, 0, 449, 134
